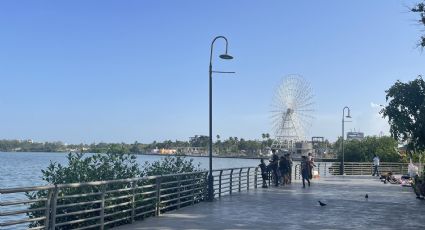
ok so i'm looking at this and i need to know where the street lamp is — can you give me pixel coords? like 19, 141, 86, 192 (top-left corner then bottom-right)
341, 106, 351, 175
208, 36, 235, 201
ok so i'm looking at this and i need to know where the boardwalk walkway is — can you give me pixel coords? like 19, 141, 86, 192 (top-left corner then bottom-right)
117, 176, 425, 230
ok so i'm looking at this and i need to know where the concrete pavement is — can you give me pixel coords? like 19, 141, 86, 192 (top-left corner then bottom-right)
116, 176, 425, 230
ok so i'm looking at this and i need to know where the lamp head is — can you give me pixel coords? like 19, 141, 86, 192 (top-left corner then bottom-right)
346, 109, 351, 118
219, 53, 233, 60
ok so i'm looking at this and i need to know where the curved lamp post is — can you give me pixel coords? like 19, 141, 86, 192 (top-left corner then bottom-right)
208, 36, 235, 201
341, 106, 351, 175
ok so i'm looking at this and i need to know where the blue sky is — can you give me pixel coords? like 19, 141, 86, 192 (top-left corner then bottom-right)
0, 0, 424, 144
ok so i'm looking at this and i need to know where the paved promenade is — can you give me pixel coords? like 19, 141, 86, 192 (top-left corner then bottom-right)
117, 176, 425, 230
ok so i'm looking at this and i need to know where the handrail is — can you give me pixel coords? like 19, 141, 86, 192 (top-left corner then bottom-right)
0, 167, 258, 230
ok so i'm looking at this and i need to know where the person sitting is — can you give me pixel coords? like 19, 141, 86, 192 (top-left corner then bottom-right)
380, 172, 399, 184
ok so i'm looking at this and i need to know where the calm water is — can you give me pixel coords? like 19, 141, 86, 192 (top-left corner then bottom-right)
0, 152, 260, 189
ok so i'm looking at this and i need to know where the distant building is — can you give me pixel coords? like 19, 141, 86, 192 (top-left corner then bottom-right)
347, 132, 364, 141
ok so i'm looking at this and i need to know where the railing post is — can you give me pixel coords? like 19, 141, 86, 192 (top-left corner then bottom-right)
100, 186, 105, 230
218, 170, 223, 198
254, 167, 258, 189
50, 185, 58, 230
247, 168, 250, 190
131, 181, 136, 223
177, 175, 181, 209
238, 168, 242, 192
44, 188, 52, 230
204, 172, 208, 200
229, 169, 234, 195
324, 163, 327, 176
191, 174, 195, 205
155, 177, 161, 216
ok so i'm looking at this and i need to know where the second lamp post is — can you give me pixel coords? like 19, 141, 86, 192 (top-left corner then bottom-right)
341, 106, 351, 175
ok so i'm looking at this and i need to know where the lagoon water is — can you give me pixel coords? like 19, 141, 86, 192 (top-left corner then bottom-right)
0, 152, 260, 189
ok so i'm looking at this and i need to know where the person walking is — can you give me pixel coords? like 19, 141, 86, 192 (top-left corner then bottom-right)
372, 154, 380, 176
258, 159, 268, 188
301, 156, 311, 188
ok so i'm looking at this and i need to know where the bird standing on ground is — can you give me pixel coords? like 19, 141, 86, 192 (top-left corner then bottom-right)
365, 194, 368, 199
318, 201, 327, 206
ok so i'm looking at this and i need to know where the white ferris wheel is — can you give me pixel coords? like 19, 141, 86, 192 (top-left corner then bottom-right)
270, 74, 315, 152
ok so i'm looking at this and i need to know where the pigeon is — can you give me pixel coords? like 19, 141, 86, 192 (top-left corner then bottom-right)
365, 194, 368, 199
318, 201, 327, 206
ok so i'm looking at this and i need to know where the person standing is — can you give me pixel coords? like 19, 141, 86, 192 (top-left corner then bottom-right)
258, 159, 268, 188
288, 153, 293, 184
372, 154, 380, 176
279, 156, 287, 185
301, 156, 311, 188
307, 153, 314, 179
270, 149, 279, 186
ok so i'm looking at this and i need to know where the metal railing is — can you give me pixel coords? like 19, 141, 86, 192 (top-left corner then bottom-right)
0, 167, 260, 230
293, 162, 413, 178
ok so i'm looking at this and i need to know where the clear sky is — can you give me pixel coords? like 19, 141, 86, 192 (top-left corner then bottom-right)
0, 0, 424, 144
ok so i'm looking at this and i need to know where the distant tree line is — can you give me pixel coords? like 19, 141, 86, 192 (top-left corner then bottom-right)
0, 134, 274, 157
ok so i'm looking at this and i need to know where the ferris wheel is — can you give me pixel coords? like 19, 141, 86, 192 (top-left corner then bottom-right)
270, 74, 315, 152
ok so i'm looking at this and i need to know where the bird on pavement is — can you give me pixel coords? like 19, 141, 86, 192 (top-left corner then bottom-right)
318, 201, 327, 206
365, 194, 368, 199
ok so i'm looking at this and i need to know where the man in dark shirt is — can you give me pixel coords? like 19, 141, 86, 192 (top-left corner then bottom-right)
270, 149, 279, 186
258, 159, 268, 188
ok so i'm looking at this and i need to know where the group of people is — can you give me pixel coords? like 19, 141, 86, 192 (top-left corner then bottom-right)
258, 150, 316, 188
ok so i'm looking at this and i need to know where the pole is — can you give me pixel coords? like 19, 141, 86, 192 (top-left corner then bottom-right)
207, 36, 231, 201
208, 61, 214, 201
342, 114, 345, 175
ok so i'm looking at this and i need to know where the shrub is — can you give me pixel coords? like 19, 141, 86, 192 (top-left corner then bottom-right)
26, 153, 203, 229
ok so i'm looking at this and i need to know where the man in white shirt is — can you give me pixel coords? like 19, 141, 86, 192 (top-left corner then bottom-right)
372, 155, 380, 176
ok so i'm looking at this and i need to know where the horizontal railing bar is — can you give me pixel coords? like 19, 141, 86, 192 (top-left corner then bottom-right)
137, 190, 157, 196
134, 203, 156, 211
0, 185, 54, 194
57, 200, 102, 208
105, 194, 132, 201
105, 201, 132, 210
55, 215, 100, 227
104, 208, 132, 218
160, 202, 180, 210
56, 208, 102, 218
0, 171, 208, 193
136, 184, 156, 189
105, 187, 133, 194
212, 167, 254, 171
0, 198, 47, 206
104, 216, 131, 226
0, 207, 46, 216
59, 192, 102, 199
0, 216, 46, 226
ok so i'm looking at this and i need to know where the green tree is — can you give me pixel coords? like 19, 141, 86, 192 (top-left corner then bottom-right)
381, 76, 425, 155
335, 136, 400, 162
412, 2, 425, 47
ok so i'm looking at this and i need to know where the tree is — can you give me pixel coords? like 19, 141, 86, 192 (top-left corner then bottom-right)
381, 76, 425, 154
335, 136, 400, 162
412, 2, 425, 47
